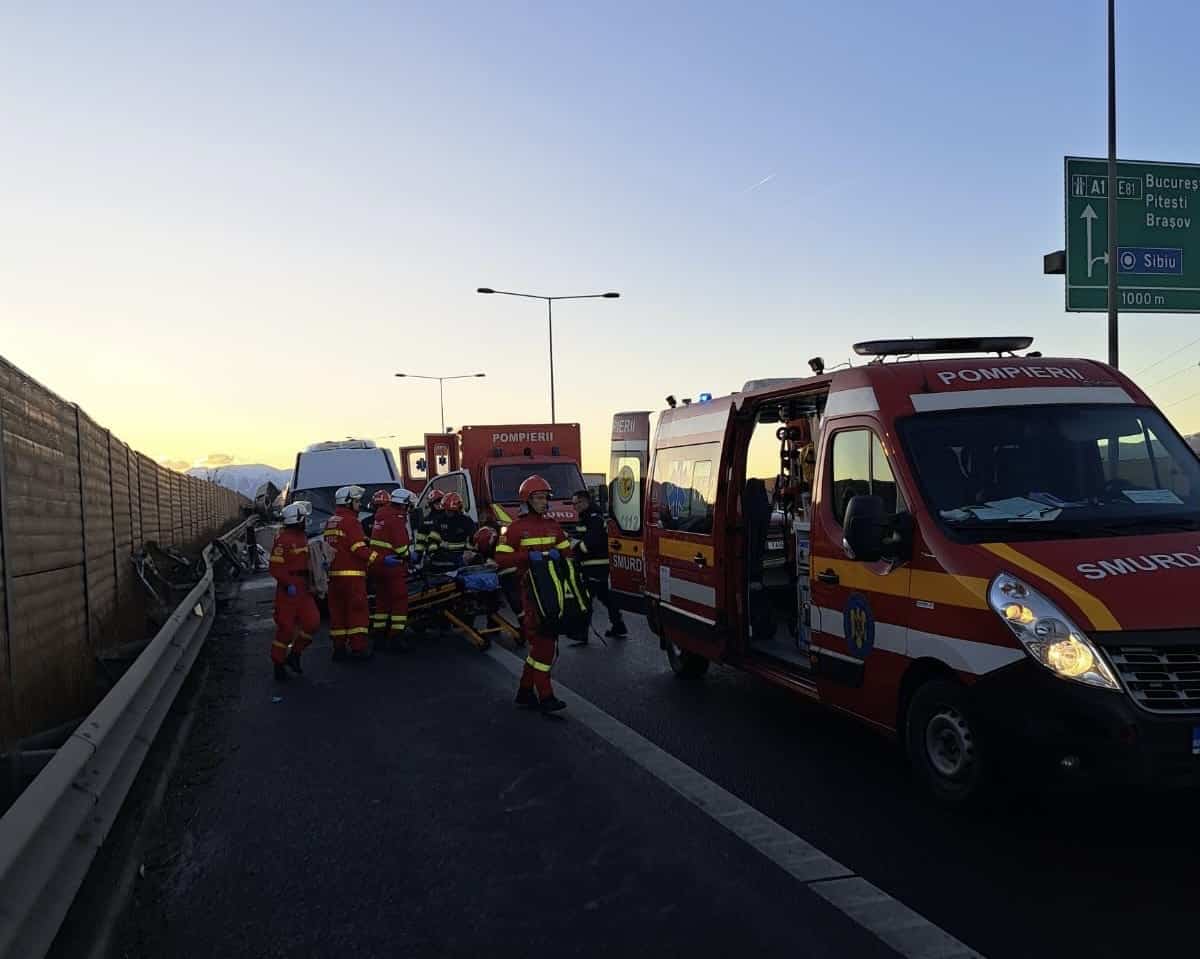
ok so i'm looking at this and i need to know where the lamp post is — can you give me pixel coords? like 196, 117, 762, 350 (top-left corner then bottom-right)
476, 287, 620, 422
394, 372, 486, 433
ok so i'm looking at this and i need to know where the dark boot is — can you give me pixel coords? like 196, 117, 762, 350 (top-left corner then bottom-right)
285, 651, 304, 674
539, 696, 567, 713
514, 687, 539, 709
605, 622, 628, 638
274, 663, 289, 682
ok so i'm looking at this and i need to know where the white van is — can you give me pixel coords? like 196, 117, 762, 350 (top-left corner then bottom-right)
287, 439, 400, 535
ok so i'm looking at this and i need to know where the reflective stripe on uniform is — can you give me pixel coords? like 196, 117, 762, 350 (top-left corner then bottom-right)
525, 656, 552, 673
495, 544, 515, 554
370, 539, 393, 548
493, 504, 513, 524
270, 556, 285, 564
555, 540, 571, 550
498, 566, 515, 576
289, 547, 308, 555
346, 627, 370, 636
441, 541, 467, 549
350, 540, 370, 551
390, 615, 408, 623
272, 641, 289, 649
394, 545, 409, 555
582, 558, 609, 567
324, 528, 344, 537
330, 628, 348, 637
519, 536, 557, 547
330, 570, 367, 577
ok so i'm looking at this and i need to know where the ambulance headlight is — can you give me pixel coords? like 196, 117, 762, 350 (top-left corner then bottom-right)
988, 573, 1120, 690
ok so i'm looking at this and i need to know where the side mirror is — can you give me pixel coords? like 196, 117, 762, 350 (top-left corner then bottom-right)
843, 495, 887, 562
843, 495, 912, 563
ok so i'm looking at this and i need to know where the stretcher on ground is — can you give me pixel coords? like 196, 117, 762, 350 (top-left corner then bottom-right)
399, 564, 521, 650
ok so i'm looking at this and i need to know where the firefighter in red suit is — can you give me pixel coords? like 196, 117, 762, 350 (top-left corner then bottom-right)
367, 490, 393, 641
370, 487, 414, 651
268, 502, 319, 681
494, 475, 571, 713
323, 485, 378, 660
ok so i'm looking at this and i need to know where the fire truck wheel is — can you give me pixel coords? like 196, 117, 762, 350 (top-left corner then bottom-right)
666, 641, 709, 680
905, 678, 987, 805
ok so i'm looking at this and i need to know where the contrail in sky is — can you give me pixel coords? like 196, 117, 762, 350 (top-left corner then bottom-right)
743, 172, 776, 193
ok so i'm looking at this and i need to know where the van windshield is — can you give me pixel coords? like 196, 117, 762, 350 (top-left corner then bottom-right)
488, 463, 585, 503
899, 405, 1200, 540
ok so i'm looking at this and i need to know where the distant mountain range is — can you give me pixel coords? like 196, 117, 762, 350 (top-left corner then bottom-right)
187, 464, 291, 499
1189, 434, 1200, 455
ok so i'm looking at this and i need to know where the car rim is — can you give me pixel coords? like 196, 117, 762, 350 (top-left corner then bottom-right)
924, 707, 975, 780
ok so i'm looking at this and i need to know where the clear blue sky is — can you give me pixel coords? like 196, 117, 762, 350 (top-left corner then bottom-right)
2, 1, 1199, 471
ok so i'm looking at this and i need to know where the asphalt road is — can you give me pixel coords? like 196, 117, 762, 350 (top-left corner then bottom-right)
113, 574, 1198, 959
112, 578, 898, 959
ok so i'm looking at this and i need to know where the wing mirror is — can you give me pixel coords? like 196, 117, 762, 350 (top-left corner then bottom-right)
843, 495, 911, 563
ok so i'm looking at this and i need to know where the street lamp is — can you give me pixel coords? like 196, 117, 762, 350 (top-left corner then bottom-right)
394, 372, 486, 433
477, 287, 620, 422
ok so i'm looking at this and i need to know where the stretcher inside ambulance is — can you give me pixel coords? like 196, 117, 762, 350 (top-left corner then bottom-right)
622, 337, 1200, 803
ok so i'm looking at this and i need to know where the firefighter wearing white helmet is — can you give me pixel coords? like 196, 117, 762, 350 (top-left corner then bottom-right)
267, 501, 320, 680
323, 485, 377, 659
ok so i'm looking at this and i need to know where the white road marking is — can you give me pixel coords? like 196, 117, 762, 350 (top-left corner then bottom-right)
485, 646, 983, 959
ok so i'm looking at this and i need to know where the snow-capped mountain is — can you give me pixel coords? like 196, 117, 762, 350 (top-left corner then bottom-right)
187, 464, 291, 499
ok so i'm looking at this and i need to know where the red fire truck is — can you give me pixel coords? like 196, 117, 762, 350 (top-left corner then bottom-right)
408, 424, 586, 529
611, 337, 1200, 802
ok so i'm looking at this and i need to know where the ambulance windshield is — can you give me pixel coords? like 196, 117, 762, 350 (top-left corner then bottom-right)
488, 463, 586, 503
900, 404, 1200, 539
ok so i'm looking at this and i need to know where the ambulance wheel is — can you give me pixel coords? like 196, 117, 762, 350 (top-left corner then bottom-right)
905, 679, 987, 805
666, 641, 709, 680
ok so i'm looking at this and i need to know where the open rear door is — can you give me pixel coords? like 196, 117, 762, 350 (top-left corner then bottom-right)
645, 398, 734, 660
607, 412, 651, 614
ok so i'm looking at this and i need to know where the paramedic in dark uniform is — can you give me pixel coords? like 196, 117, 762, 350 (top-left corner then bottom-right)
570, 489, 627, 641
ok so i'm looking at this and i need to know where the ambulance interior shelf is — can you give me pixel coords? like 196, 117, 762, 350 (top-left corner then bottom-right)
743, 392, 826, 669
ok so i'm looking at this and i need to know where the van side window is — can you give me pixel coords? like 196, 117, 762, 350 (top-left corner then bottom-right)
651, 443, 719, 535
831, 430, 904, 524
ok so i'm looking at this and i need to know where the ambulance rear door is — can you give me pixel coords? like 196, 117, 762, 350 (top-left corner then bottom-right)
646, 398, 734, 659
607, 411, 651, 613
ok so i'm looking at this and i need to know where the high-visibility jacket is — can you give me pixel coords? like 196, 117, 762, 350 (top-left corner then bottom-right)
494, 513, 572, 576
268, 526, 312, 592
414, 507, 443, 556
428, 512, 477, 568
323, 505, 377, 577
369, 504, 411, 567
570, 506, 610, 577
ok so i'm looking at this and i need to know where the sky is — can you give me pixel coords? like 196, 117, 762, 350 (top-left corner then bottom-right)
3, 0, 1200, 475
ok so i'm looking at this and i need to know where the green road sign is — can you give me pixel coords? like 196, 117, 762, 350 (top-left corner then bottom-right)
1065, 156, 1200, 312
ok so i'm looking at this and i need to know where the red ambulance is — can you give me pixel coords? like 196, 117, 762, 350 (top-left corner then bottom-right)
611, 337, 1200, 802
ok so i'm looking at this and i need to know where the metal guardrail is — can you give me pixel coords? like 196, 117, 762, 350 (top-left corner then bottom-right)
0, 517, 256, 959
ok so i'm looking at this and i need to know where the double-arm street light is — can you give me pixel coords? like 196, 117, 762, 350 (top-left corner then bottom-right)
394, 372, 486, 433
476, 287, 620, 423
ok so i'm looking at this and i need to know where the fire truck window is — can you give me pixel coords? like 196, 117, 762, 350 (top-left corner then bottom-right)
831, 430, 870, 525
871, 435, 905, 515
652, 443, 719, 535
609, 453, 643, 535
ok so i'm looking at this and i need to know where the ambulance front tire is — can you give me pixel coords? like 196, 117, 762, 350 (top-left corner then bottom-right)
666, 641, 709, 680
904, 678, 988, 805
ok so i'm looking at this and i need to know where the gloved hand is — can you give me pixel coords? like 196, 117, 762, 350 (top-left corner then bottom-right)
530, 550, 543, 562
286, 585, 297, 597
383, 554, 402, 567
548, 549, 561, 560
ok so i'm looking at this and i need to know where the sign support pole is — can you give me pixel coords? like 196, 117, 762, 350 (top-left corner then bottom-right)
1106, 0, 1119, 368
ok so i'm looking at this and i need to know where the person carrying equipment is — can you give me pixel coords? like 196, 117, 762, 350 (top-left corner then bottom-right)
268, 502, 319, 681
370, 487, 415, 651
428, 491, 477, 573
323, 485, 378, 660
494, 475, 579, 713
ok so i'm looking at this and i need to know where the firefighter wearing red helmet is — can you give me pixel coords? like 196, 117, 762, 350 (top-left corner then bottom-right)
428, 491, 477, 573
369, 488, 414, 651
414, 488, 445, 564
494, 474, 572, 712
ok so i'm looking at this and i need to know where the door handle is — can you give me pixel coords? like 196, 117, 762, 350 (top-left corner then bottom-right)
817, 569, 840, 585
694, 553, 708, 568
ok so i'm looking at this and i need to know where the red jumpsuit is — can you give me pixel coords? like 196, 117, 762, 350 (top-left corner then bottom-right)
323, 505, 377, 655
268, 526, 319, 666
494, 512, 572, 699
369, 504, 411, 643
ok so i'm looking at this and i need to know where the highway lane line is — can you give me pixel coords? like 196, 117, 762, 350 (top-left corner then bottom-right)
484, 645, 984, 959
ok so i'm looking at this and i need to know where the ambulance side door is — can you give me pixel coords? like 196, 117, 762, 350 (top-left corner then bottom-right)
607, 411, 651, 614
646, 403, 733, 659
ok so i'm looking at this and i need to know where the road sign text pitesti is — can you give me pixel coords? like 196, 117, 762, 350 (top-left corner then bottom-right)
1065, 157, 1200, 313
